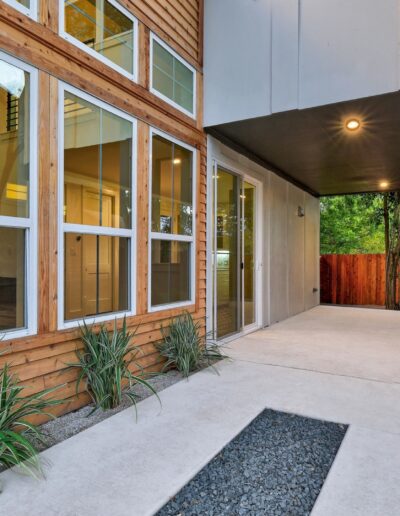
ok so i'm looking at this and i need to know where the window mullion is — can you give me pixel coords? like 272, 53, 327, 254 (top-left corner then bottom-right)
150, 232, 193, 243
63, 223, 132, 237
0, 216, 31, 229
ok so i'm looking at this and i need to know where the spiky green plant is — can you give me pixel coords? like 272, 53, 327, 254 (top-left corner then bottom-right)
0, 363, 65, 478
157, 312, 227, 378
70, 318, 160, 414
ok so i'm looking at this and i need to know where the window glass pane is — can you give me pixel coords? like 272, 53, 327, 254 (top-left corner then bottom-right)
0, 227, 25, 331
151, 134, 193, 235
174, 82, 193, 113
152, 40, 194, 113
151, 240, 190, 306
64, 91, 132, 229
153, 41, 173, 76
16, 0, 30, 6
64, 0, 134, 75
175, 59, 193, 93
153, 68, 174, 100
64, 233, 129, 321
0, 58, 30, 218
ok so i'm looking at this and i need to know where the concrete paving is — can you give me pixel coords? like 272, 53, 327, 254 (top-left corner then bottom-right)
229, 305, 400, 384
1, 305, 400, 515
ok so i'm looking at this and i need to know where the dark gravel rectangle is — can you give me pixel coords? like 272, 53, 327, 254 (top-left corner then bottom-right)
157, 409, 346, 516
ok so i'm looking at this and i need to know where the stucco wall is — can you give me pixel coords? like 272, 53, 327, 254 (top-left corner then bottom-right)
268, 176, 320, 324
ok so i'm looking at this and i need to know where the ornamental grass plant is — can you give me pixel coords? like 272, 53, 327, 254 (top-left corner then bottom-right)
157, 311, 227, 378
0, 362, 64, 480
71, 318, 160, 415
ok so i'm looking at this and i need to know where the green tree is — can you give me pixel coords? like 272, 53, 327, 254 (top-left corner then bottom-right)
320, 194, 385, 254
320, 192, 400, 310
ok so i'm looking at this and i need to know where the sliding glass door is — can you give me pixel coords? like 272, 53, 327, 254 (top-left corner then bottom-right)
242, 181, 256, 328
212, 166, 258, 339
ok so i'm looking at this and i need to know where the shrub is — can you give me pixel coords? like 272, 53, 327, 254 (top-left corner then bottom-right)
0, 363, 64, 479
70, 318, 160, 414
158, 312, 227, 378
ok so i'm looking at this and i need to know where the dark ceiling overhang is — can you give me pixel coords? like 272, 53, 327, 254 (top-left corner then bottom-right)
206, 91, 400, 197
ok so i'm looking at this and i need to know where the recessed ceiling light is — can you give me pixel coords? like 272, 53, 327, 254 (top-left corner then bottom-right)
380, 181, 389, 189
345, 118, 361, 131
173, 158, 181, 165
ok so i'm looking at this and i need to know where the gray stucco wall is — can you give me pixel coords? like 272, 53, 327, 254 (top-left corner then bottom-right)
268, 175, 320, 324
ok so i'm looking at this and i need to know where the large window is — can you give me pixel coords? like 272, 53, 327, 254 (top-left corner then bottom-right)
60, 84, 136, 327
150, 130, 195, 310
0, 53, 37, 338
150, 35, 196, 118
61, 0, 138, 80
3, 0, 37, 19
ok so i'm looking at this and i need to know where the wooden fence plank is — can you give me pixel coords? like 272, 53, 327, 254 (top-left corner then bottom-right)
320, 254, 388, 306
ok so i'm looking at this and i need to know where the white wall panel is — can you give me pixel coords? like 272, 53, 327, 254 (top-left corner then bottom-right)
299, 0, 399, 109
287, 184, 305, 316
269, 174, 289, 323
271, 0, 299, 113
203, 0, 272, 126
204, 0, 400, 125
305, 194, 320, 310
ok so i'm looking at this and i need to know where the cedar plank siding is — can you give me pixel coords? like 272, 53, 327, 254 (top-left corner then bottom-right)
0, 0, 206, 423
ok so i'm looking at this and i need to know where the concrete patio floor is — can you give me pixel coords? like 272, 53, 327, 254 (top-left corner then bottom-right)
1, 305, 400, 515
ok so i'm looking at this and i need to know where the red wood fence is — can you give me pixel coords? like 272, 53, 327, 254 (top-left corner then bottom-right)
320, 254, 386, 306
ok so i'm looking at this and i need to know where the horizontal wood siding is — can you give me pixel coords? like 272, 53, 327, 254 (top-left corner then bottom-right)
320, 254, 386, 306
126, 0, 201, 65
0, 0, 206, 421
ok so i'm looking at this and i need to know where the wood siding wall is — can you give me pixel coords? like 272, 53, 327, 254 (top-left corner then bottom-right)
0, 0, 206, 423
320, 254, 386, 306
124, 0, 204, 66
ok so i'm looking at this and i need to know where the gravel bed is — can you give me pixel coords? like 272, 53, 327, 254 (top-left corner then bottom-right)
31, 370, 184, 453
0, 373, 181, 474
31, 359, 222, 453
157, 409, 347, 516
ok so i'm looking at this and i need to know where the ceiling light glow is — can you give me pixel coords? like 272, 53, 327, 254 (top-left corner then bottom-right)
380, 181, 389, 189
345, 118, 361, 131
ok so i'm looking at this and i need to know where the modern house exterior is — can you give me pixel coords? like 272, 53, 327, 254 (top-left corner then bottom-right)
0, 0, 206, 419
0, 0, 398, 420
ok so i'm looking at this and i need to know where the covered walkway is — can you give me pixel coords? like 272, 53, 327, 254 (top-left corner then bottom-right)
1, 306, 400, 515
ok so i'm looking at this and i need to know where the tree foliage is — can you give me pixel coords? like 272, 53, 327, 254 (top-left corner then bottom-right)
320, 194, 385, 254
320, 192, 400, 310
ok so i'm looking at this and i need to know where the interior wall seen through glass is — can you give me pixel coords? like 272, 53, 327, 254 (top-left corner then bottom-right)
64, 234, 129, 321
64, 0, 134, 75
0, 58, 30, 218
64, 91, 132, 229
151, 240, 190, 306
0, 227, 25, 331
151, 134, 193, 236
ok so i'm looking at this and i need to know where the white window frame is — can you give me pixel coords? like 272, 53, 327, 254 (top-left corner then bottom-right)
58, 82, 137, 329
148, 127, 196, 312
150, 33, 197, 119
0, 51, 38, 340
59, 0, 139, 82
3, 0, 38, 20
